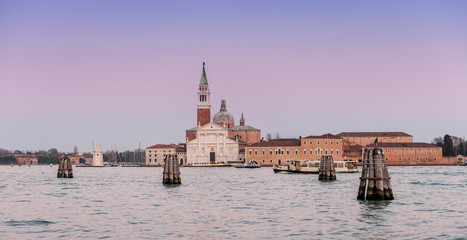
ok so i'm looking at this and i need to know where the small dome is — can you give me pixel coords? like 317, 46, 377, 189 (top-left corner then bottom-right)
213, 100, 234, 127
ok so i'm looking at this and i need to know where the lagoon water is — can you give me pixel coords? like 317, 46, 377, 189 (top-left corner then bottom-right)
0, 166, 466, 239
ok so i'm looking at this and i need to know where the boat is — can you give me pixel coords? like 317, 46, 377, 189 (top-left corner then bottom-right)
273, 160, 358, 174
233, 160, 261, 168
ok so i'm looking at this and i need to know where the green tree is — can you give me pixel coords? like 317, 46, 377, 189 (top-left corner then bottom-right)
458, 143, 464, 157
442, 135, 454, 156
48, 148, 60, 158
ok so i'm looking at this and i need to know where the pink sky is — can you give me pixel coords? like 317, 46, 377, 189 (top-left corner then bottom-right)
1, 1, 466, 152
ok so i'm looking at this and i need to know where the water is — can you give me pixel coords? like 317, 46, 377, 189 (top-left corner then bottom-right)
1, 166, 466, 239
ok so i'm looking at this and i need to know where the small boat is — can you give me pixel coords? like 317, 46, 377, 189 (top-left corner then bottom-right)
233, 160, 261, 168
50, 163, 53, 167
272, 165, 289, 173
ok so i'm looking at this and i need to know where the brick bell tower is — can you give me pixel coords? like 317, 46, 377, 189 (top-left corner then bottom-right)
197, 62, 211, 126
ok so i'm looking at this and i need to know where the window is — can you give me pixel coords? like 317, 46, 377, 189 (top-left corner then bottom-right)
310, 150, 312, 155
331, 141, 333, 145
336, 142, 339, 145
318, 141, 320, 145
336, 150, 339, 155
304, 150, 307, 154
270, 150, 272, 155
287, 150, 289, 155
434, 158, 437, 161
255, 150, 257, 155
262, 160, 265, 162
310, 141, 313, 145
295, 150, 298, 155
269, 160, 272, 163
325, 141, 328, 145
399, 158, 402, 161
331, 150, 333, 154
249, 150, 252, 155
262, 150, 265, 155
304, 141, 306, 145
325, 150, 328, 154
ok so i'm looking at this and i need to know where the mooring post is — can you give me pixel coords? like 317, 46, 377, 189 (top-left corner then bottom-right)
57, 156, 73, 178
319, 156, 336, 180
163, 154, 181, 184
357, 148, 394, 200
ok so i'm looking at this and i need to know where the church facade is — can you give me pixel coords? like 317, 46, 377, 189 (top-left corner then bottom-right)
186, 63, 260, 164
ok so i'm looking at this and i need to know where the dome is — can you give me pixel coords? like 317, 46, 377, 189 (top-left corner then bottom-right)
213, 100, 235, 128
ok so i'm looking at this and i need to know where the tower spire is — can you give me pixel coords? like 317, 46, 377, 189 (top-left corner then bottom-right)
200, 62, 208, 87
197, 62, 211, 126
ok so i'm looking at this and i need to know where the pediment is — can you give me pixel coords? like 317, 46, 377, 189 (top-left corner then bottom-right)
198, 122, 227, 131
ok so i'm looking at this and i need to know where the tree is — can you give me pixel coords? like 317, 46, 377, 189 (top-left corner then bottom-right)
266, 133, 272, 141
48, 148, 60, 158
458, 142, 464, 157
274, 132, 281, 139
442, 135, 454, 157
431, 137, 443, 147
0, 148, 10, 157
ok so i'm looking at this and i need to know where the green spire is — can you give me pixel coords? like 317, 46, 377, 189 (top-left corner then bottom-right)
200, 62, 208, 86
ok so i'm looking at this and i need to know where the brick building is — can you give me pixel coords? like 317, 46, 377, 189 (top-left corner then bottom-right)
337, 132, 413, 146
245, 134, 344, 166
365, 142, 449, 165
14, 154, 38, 165
145, 144, 176, 166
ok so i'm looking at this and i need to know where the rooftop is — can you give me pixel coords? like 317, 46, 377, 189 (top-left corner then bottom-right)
366, 142, 439, 148
337, 132, 412, 137
248, 138, 301, 147
146, 144, 174, 149
303, 133, 341, 139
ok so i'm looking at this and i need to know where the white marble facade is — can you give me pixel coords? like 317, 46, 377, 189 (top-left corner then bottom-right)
187, 122, 239, 164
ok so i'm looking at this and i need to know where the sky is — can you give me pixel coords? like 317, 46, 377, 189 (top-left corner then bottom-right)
1, 0, 466, 153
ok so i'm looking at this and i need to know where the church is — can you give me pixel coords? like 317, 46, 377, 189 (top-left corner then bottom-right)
186, 63, 261, 164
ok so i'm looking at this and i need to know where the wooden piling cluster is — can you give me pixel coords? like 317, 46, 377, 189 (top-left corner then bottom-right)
357, 148, 394, 200
318, 156, 336, 180
163, 154, 181, 184
57, 156, 73, 178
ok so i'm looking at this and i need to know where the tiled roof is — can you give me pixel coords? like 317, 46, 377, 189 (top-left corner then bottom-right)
303, 133, 341, 139
146, 144, 174, 149
229, 125, 260, 131
366, 142, 439, 148
248, 138, 301, 147
186, 127, 197, 131
337, 132, 412, 137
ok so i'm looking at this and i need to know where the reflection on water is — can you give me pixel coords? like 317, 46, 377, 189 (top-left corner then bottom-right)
0, 166, 466, 239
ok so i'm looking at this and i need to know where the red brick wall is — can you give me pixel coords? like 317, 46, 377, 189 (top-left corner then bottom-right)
345, 136, 413, 146
376, 146, 446, 165
245, 138, 344, 166
197, 108, 210, 127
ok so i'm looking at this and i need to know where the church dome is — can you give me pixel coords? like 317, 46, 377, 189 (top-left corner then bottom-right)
213, 100, 235, 128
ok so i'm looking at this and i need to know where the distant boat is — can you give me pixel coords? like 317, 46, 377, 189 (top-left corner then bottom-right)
233, 160, 261, 168
50, 163, 53, 167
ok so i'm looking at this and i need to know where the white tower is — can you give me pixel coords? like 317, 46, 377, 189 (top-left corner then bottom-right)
93, 143, 104, 167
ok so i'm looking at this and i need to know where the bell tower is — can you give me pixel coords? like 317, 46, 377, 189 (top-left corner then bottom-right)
197, 62, 211, 126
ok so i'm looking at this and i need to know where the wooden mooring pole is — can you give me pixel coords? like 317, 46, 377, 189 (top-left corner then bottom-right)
318, 155, 336, 180
57, 156, 73, 178
357, 148, 393, 200
163, 154, 181, 184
